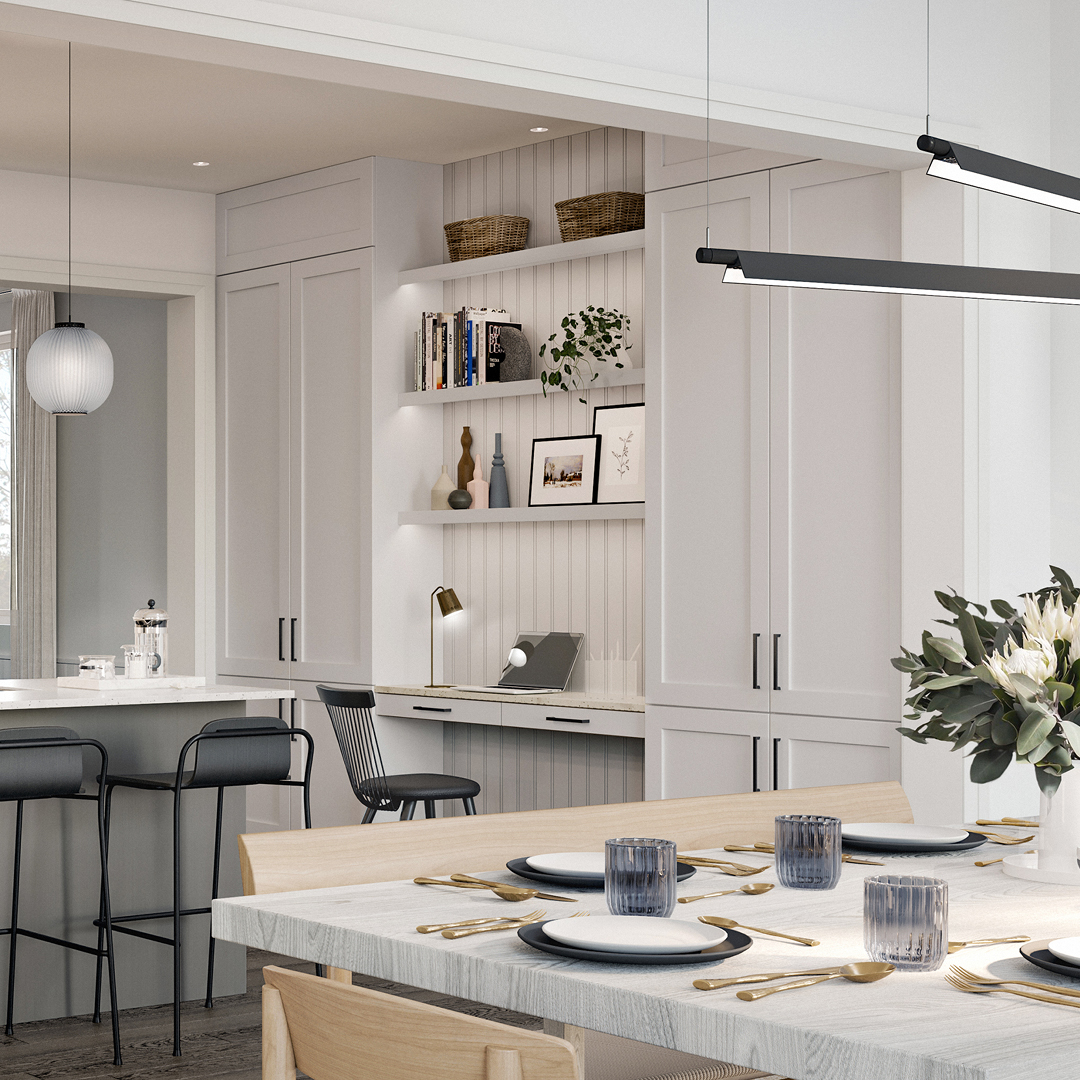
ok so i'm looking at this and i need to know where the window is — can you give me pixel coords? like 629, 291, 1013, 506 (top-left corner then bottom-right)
0, 331, 11, 624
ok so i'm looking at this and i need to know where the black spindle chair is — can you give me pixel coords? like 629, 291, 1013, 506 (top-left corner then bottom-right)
96, 715, 314, 1056
0, 727, 121, 1066
316, 686, 479, 821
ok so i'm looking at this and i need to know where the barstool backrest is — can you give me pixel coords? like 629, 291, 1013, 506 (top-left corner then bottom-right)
187, 716, 292, 788
315, 686, 392, 811
0, 726, 84, 801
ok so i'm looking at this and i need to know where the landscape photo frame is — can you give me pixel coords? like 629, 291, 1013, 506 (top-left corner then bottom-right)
593, 402, 645, 503
528, 434, 601, 507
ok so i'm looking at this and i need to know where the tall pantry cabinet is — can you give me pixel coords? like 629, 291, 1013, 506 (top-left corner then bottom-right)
215, 157, 446, 832
644, 159, 903, 798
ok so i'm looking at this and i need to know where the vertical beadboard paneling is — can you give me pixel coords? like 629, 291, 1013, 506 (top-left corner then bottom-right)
444, 724, 645, 815
439, 128, 645, 696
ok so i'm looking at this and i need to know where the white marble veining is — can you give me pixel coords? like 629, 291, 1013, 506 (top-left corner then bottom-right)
0, 678, 292, 712
215, 842, 1080, 1080
375, 686, 645, 712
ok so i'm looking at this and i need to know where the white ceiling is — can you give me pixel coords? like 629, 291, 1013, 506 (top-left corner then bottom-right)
0, 30, 596, 194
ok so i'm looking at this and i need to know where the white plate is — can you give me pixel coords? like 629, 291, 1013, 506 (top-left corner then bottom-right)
841, 822, 969, 845
1048, 937, 1080, 966
525, 852, 605, 878
542, 915, 728, 955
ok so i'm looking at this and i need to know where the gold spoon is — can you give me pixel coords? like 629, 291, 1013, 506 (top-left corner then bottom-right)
736, 962, 895, 1000
413, 877, 539, 902
698, 915, 819, 947
974, 850, 1035, 866
946, 935, 1031, 953
678, 883, 775, 904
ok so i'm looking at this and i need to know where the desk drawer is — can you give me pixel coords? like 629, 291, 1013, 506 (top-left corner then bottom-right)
375, 693, 500, 727
501, 703, 644, 738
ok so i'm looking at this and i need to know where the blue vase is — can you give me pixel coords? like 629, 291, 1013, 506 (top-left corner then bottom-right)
489, 433, 510, 508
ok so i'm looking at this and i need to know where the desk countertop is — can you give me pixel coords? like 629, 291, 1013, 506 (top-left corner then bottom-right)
0, 679, 292, 712
375, 685, 644, 713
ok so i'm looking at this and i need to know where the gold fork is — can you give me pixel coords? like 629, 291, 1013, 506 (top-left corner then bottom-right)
947, 936, 1031, 953
944, 969, 1080, 1008
442, 910, 546, 938
950, 964, 1080, 997
966, 830, 1036, 845
678, 856, 768, 876
974, 851, 1035, 866
417, 916, 504, 934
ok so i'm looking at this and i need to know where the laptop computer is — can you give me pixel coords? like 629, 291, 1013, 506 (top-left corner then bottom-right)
456, 631, 584, 695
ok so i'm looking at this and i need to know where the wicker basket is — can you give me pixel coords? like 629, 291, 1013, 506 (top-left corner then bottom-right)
443, 215, 530, 262
555, 191, 645, 243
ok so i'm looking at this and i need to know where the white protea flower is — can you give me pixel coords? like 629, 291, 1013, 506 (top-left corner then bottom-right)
1069, 634, 1080, 668
985, 635, 1057, 695
1022, 593, 1074, 643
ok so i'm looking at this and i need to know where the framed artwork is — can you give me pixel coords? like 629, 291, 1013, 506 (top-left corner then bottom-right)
528, 434, 601, 507
592, 402, 645, 504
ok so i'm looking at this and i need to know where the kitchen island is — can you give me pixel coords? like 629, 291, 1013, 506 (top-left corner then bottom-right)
0, 679, 293, 1024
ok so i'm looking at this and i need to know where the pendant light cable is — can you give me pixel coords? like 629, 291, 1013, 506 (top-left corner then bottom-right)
925, 0, 930, 135
705, 0, 711, 246
67, 40, 72, 321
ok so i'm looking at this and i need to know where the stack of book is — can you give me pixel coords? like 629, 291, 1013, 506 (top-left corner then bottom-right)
414, 308, 522, 391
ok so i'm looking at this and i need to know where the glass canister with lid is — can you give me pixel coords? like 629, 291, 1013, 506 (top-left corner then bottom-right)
133, 599, 167, 677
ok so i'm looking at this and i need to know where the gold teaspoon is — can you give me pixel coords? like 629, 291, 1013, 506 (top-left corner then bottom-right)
736, 962, 894, 1000
678, 883, 774, 904
698, 915, 819, 947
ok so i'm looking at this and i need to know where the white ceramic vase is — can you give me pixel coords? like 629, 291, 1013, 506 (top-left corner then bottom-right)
1038, 765, 1080, 876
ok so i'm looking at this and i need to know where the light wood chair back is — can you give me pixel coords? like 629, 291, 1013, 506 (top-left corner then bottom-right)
261, 965, 579, 1080
240, 780, 911, 895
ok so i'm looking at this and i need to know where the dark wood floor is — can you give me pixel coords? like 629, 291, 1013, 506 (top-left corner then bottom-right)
0, 950, 541, 1080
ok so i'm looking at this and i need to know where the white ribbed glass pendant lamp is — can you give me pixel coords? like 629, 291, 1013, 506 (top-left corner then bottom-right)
25, 322, 113, 414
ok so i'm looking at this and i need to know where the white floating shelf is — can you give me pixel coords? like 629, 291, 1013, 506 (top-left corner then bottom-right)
399, 367, 645, 407
399, 505, 646, 525
398, 231, 645, 286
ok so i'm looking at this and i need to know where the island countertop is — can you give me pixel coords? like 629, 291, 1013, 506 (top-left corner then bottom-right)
0, 678, 293, 711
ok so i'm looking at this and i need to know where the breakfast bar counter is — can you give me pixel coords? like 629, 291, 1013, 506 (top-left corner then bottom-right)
0, 679, 293, 1024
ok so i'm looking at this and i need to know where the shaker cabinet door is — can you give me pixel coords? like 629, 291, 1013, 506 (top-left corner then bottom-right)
770, 712, 901, 791
645, 174, 771, 713
217, 266, 292, 680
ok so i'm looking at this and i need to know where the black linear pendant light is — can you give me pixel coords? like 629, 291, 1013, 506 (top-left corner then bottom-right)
695, 248, 1080, 305
919, 135, 1080, 215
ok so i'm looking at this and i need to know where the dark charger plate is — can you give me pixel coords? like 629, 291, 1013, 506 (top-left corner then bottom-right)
1020, 939, 1080, 980
517, 921, 752, 965
841, 831, 987, 854
506, 858, 696, 890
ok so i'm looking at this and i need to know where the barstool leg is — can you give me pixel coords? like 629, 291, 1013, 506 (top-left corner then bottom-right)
463, 797, 477, 815
93, 783, 115, 1024
423, 800, 436, 819
361, 806, 377, 824
205, 787, 224, 1009
96, 788, 123, 1066
399, 801, 417, 820
172, 787, 183, 1056
5, 800, 23, 1036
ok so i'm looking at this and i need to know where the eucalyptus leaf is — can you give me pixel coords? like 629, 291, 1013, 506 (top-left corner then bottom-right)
970, 746, 1012, 783
957, 609, 986, 663
1016, 711, 1056, 756
1059, 719, 1080, 756
1047, 680, 1075, 705
991, 598, 1018, 620
991, 714, 1019, 746
1036, 766, 1062, 796
919, 674, 978, 690
926, 636, 967, 664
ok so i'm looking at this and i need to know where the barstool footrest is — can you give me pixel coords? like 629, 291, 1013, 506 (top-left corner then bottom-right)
7, 926, 113, 959
104, 923, 178, 948
106, 906, 211, 925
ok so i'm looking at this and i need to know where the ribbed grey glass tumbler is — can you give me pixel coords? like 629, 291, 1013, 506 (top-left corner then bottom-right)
605, 837, 677, 917
864, 874, 948, 972
774, 814, 842, 890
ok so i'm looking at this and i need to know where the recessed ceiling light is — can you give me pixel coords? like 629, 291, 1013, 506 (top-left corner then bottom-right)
193, 161, 210, 167
530, 127, 549, 133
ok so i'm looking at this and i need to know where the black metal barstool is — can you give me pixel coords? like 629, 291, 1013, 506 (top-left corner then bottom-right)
0, 727, 121, 1066
316, 686, 479, 821
95, 715, 314, 1056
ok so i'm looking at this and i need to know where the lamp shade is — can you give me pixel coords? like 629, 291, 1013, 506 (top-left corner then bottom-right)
25, 322, 113, 414
437, 587, 463, 617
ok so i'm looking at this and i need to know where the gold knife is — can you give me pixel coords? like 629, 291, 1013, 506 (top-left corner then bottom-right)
450, 873, 578, 902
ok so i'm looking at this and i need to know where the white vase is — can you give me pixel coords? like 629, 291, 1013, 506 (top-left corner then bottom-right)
1038, 766, 1080, 877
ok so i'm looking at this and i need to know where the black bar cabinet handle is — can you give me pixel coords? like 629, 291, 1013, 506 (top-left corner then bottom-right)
413, 705, 451, 714
772, 633, 781, 691
752, 736, 760, 792
772, 737, 780, 791
752, 633, 760, 689
278, 618, 285, 662
290, 618, 297, 662
546, 716, 589, 725
290, 698, 297, 741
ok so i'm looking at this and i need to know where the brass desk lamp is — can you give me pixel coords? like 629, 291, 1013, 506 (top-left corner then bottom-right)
428, 586, 463, 688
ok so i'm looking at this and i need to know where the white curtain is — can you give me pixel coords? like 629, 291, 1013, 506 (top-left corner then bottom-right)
11, 289, 56, 679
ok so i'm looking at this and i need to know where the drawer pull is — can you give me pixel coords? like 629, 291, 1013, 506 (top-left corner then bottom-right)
413, 705, 452, 714
546, 716, 589, 724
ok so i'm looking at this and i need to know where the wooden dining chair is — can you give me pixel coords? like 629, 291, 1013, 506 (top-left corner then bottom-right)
261, 965, 781, 1080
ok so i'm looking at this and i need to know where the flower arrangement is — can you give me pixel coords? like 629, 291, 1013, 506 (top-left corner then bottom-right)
539, 305, 630, 403
895, 566, 1080, 795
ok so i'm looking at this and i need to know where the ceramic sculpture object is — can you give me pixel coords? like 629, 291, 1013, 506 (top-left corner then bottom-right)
457, 426, 474, 489
467, 457, 489, 509
489, 433, 510, 508
431, 465, 455, 510
448, 489, 473, 510
499, 327, 532, 382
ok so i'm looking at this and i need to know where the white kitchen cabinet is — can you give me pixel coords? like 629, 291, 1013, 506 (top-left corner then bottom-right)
217, 249, 372, 685
770, 713, 901, 790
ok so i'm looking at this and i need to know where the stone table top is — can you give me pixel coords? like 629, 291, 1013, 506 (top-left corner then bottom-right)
0, 679, 292, 712
214, 837, 1080, 1080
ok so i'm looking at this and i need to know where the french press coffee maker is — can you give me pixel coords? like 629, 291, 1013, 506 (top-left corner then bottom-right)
133, 599, 167, 678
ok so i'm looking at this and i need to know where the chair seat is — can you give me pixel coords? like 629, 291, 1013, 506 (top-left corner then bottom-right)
359, 773, 480, 802
102, 771, 295, 791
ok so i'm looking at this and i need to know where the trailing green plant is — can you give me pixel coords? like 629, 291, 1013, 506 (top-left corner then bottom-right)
895, 565, 1080, 796
539, 306, 630, 404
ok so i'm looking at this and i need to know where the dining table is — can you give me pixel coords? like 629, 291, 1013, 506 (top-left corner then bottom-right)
213, 830, 1080, 1080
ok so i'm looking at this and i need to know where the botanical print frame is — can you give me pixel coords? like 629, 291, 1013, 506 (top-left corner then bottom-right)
592, 402, 645, 503
528, 434, 601, 507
